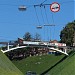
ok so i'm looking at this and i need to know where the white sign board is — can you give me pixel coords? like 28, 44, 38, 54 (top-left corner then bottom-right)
50, 2, 60, 12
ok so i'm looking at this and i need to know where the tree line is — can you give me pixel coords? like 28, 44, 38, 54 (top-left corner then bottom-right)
60, 20, 75, 46
5, 20, 75, 60
5, 32, 42, 60
23, 32, 41, 41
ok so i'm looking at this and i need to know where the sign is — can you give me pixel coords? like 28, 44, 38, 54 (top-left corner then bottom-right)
50, 2, 60, 12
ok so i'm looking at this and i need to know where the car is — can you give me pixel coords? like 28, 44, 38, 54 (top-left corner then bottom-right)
26, 71, 36, 75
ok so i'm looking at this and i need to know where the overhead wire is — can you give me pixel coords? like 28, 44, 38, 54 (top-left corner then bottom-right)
33, 0, 48, 40
0, 0, 74, 8
41, 0, 48, 5
0, 3, 19, 6
44, 5, 55, 41
40, 6, 46, 40
40, 6, 45, 24
0, 22, 33, 26
34, 6, 42, 39
0, 0, 74, 41
33, 0, 48, 26
51, 12, 55, 40
44, 5, 49, 24
34, 6, 40, 25
51, 13, 54, 24
60, 0, 74, 4
43, 5, 49, 41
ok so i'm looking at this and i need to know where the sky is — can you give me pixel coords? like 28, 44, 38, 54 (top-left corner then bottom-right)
0, 0, 74, 42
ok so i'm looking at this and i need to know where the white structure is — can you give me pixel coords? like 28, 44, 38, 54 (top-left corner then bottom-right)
49, 43, 66, 47
1, 41, 68, 55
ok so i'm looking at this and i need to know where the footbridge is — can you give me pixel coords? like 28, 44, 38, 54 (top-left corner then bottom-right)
0, 41, 68, 55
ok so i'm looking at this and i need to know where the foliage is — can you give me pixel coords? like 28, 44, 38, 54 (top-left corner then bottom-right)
23, 32, 32, 41
23, 32, 41, 41
34, 33, 41, 41
60, 21, 75, 46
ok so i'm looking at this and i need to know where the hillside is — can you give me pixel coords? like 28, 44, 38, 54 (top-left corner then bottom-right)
0, 51, 23, 75
46, 51, 75, 75
12, 54, 64, 74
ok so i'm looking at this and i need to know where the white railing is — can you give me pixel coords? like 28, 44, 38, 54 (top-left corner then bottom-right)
1, 46, 27, 53
1, 41, 68, 55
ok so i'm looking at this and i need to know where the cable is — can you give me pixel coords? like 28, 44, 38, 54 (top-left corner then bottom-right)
44, 6, 49, 41
51, 12, 55, 40
0, 22, 33, 26
0, 3, 19, 6
51, 13, 54, 24
44, 5, 51, 41
0, 0, 74, 7
44, 6, 49, 24
41, 0, 47, 5
40, 6, 45, 24
34, 6, 40, 25
60, 0, 74, 4
40, 6, 46, 40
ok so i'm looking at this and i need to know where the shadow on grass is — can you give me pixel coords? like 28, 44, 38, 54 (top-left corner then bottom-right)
40, 51, 73, 75
68, 50, 75, 58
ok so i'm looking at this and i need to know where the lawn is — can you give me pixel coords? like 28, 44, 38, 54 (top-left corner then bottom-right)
46, 51, 75, 75
12, 54, 64, 74
1, 48, 74, 75
0, 51, 23, 75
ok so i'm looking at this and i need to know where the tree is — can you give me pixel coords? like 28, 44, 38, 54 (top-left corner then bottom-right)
34, 33, 41, 41
23, 32, 32, 41
60, 21, 75, 46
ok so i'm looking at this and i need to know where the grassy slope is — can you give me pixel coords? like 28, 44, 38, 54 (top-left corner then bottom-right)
0, 51, 23, 75
47, 51, 75, 75
12, 54, 64, 74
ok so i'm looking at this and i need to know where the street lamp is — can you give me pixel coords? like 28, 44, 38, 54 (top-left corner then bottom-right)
36, 26, 42, 29
36, 24, 55, 29
18, 5, 27, 11
44, 24, 55, 26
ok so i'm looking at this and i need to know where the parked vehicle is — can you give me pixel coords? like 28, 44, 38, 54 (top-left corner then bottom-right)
26, 71, 36, 75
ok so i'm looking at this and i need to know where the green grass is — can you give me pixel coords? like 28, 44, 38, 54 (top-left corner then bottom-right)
0, 51, 23, 75
46, 51, 75, 75
1, 48, 75, 75
12, 54, 64, 74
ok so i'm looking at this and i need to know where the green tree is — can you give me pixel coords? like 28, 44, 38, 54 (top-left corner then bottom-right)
23, 32, 32, 41
60, 21, 75, 46
34, 33, 41, 41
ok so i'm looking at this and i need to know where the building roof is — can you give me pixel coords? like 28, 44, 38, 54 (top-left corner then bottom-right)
50, 40, 58, 43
